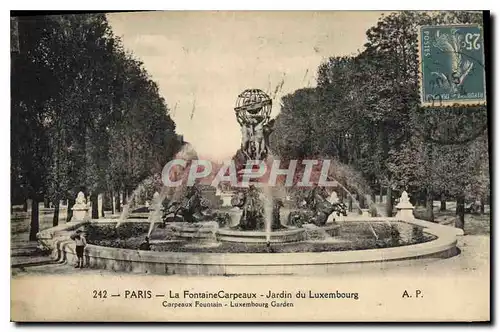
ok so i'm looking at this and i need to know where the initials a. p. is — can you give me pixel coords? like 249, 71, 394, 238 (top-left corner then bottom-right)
402, 289, 423, 298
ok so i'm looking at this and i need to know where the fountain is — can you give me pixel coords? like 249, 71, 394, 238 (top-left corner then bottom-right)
215, 89, 344, 243
110, 89, 372, 244
36, 88, 463, 276
146, 192, 163, 238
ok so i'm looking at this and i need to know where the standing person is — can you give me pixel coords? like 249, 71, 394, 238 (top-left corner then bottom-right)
71, 229, 87, 268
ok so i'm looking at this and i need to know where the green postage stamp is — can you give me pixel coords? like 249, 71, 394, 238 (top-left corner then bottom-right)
418, 24, 486, 107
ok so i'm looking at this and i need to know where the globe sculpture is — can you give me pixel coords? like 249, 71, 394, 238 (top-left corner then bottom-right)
231, 89, 276, 231
234, 89, 274, 161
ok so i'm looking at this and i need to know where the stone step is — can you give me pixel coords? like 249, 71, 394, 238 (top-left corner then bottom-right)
11, 247, 50, 257
11, 248, 37, 256
10, 240, 51, 260
11, 255, 55, 268
11, 242, 39, 250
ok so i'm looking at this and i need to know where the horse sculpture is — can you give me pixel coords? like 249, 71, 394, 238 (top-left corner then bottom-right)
162, 186, 214, 224
288, 187, 347, 227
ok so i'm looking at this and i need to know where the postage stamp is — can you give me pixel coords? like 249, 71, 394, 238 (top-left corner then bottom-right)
418, 24, 486, 107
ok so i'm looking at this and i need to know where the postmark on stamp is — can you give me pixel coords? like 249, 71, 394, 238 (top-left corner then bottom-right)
418, 24, 486, 107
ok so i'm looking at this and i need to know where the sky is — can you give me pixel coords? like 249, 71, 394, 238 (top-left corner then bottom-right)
107, 11, 387, 160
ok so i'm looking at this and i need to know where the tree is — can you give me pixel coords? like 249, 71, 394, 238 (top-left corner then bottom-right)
11, 13, 180, 235
12, 16, 56, 239
271, 11, 489, 224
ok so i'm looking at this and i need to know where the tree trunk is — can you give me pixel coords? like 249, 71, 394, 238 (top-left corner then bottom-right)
415, 192, 423, 207
101, 194, 105, 218
370, 192, 376, 205
122, 191, 127, 206
115, 191, 121, 213
480, 197, 485, 214
23, 200, 28, 212
43, 197, 50, 209
359, 194, 366, 209
29, 198, 39, 241
440, 194, 446, 211
455, 194, 465, 230
66, 197, 75, 222
111, 191, 116, 214
91, 193, 99, 219
348, 196, 353, 212
409, 191, 417, 206
386, 186, 393, 217
379, 185, 384, 203
381, 124, 391, 216
426, 189, 434, 222
52, 201, 59, 227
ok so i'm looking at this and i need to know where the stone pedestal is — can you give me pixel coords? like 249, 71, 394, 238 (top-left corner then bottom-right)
220, 192, 234, 207
361, 209, 371, 217
395, 191, 415, 220
72, 207, 89, 222
71, 191, 90, 222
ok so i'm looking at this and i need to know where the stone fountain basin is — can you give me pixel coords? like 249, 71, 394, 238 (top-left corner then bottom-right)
37, 217, 463, 276
166, 221, 218, 239
161, 219, 337, 244
216, 227, 306, 243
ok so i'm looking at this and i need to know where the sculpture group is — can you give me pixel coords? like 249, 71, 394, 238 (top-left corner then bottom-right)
162, 186, 214, 224
288, 185, 347, 227
156, 89, 347, 232
234, 89, 275, 161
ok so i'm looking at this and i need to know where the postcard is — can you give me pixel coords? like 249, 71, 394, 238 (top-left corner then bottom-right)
10, 10, 490, 322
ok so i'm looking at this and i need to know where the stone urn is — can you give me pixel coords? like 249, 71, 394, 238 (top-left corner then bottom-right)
71, 191, 90, 222
395, 191, 415, 220
227, 207, 243, 227
327, 191, 339, 205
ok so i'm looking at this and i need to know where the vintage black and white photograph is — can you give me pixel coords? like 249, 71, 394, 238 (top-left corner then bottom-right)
10, 10, 490, 322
